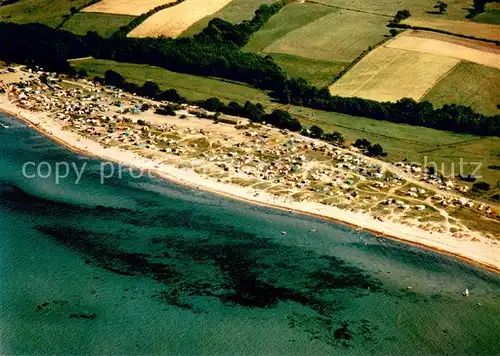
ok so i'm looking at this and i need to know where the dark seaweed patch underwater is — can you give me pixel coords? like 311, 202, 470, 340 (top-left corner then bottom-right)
1, 113, 500, 355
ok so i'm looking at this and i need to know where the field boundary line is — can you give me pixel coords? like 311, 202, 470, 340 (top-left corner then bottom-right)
416, 60, 462, 102
67, 56, 94, 62
342, 49, 401, 97
304, 0, 393, 18
287, 113, 442, 145
329, 36, 392, 86
55, 0, 102, 30
417, 137, 487, 154
388, 23, 500, 45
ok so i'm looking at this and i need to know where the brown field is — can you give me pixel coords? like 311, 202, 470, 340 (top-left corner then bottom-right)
329, 47, 459, 102
402, 17, 500, 41
82, 0, 177, 16
386, 31, 500, 70
127, 0, 232, 38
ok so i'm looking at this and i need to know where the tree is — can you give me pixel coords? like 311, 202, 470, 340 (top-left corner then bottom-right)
354, 138, 371, 149
75, 68, 87, 78
473, 0, 485, 14
309, 125, 324, 139
392, 9, 411, 23
264, 110, 302, 131
367, 143, 386, 157
140, 81, 160, 98
104, 70, 125, 87
159, 88, 185, 103
155, 106, 176, 116
434, 0, 448, 13
201, 97, 224, 112
473, 181, 490, 191
324, 131, 345, 144
389, 29, 400, 37
243, 101, 265, 123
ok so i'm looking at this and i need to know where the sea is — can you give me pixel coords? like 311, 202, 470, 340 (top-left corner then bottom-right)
0, 112, 499, 355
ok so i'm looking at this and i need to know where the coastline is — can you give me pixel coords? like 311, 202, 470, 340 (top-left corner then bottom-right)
1, 100, 499, 274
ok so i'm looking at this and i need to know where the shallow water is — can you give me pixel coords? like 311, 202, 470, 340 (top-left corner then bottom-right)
1, 113, 499, 355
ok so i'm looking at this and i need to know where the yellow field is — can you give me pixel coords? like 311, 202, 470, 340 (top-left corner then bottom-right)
329, 47, 459, 102
402, 18, 500, 41
387, 31, 500, 70
127, 0, 232, 38
82, 0, 177, 16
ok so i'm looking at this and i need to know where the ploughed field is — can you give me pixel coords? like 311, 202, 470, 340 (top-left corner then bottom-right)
329, 30, 500, 109
127, 0, 232, 38
401, 17, 500, 41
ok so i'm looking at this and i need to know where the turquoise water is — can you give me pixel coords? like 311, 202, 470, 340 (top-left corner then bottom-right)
1, 113, 499, 355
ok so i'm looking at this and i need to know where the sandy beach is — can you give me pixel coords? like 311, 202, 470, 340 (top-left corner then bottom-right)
1, 93, 499, 273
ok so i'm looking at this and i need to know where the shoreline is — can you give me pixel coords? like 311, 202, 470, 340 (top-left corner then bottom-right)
1, 102, 499, 274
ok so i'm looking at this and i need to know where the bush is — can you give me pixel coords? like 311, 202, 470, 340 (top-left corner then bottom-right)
263, 110, 302, 131
354, 138, 371, 149
104, 70, 125, 87
393, 9, 411, 23
201, 97, 224, 112
390, 29, 400, 37
323, 131, 345, 144
159, 88, 185, 103
155, 106, 176, 116
140, 81, 160, 98
309, 125, 324, 139
367, 143, 386, 157
473, 181, 490, 191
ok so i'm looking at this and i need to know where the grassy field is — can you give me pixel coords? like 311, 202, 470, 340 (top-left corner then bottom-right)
473, 9, 500, 24
473, 3, 500, 25
243, 2, 336, 53
422, 61, 500, 116
269, 53, 347, 87
262, 10, 390, 62
329, 46, 460, 102
0, 0, 90, 28
287, 105, 500, 186
62, 12, 135, 37
71, 59, 270, 103
71, 59, 500, 186
180, 0, 276, 37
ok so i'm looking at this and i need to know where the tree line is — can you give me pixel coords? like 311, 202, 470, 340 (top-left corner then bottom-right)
99, 69, 355, 148
0, 2, 498, 137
